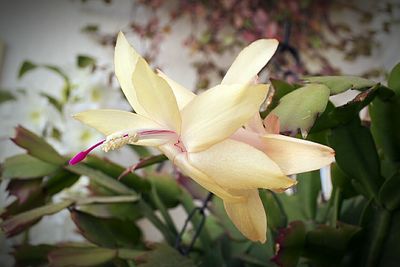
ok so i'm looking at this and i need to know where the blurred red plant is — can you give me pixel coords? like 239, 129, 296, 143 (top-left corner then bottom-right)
84, 0, 399, 87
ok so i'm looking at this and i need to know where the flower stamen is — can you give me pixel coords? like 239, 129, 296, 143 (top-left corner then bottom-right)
102, 130, 138, 152
69, 129, 177, 165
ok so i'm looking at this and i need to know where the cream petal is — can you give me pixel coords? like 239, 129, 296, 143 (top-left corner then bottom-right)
157, 70, 196, 110
231, 128, 265, 151
169, 151, 244, 203
181, 83, 268, 152
73, 109, 169, 146
114, 32, 147, 115
132, 58, 181, 132
245, 112, 266, 134
221, 39, 279, 85
224, 189, 267, 243
189, 139, 296, 190
261, 134, 335, 175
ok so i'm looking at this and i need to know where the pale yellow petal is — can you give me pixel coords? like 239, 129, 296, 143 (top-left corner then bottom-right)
231, 128, 264, 150
157, 70, 196, 110
114, 32, 146, 115
189, 139, 296, 190
245, 112, 266, 134
221, 39, 279, 85
132, 58, 181, 132
159, 146, 243, 203
224, 189, 267, 243
261, 134, 335, 175
181, 84, 268, 152
73, 109, 168, 146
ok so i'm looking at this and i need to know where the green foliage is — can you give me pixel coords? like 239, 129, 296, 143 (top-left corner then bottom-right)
2, 154, 59, 179
4, 179, 46, 216
328, 119, 383, 201
369, 64, 400, 178
76, 202, 142, 221
40, 92, 64, 112
70, 209, 142, 248
1, 200, 73, 237
304, 76, 376, 95
263, 67, 400, 266
13, 244, 54, 266
275, 171, 321, 223
43, 169, 80, 195
369, 97, 400, 172
331, 163, 357, 199
129, 145, 152, 157
81, 24, 99, 33
379, 210, 400, 267
77, 55, 96, 68
48, 246, 117, 267
84, 155, 151, 193
66, 164, 137, 195
272, 221, 306, 267
18, 60, 72, 105
378, 173, 400, 211
0, 90, 15, 103
296, 171, 322, 220
260, 190, 287, 232
75, 195, 139, 205
271, 83, 330, 136
311, 84, 393, 133
388, 63, 400, 94
149, 173, 182, 208
11, 126, 66, 164
18, 61, 37, 79
302, 223, 361, 266
264, 79, 297, 114
138, 244, 196, 267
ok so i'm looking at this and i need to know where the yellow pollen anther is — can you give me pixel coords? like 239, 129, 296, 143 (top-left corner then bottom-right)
101, 130, 138, 152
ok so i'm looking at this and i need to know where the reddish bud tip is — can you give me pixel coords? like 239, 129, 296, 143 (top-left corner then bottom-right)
69, 151, 89, 165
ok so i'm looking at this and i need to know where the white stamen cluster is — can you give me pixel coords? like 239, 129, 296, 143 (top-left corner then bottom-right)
101, 130, 138, 152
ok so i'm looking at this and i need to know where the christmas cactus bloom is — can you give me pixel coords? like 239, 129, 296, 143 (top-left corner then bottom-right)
155, 35, 335, 242
70, 32, 296, 242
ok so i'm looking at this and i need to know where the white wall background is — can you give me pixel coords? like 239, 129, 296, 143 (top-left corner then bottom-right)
0, 0, 198, 91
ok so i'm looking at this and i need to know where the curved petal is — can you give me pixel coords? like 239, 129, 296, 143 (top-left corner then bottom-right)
162, 148, 244, 203
181, 83, 268, 152
261, 134, 335, 175
73, 109, 168, 146
132, 58, 181, 132
224, 189, 267, 243
114, 32, 146, 115
231, 128, 265, 150
246, 112, 266, 134
189, 139, 296, 190
221, 39, 279, 85
157, 70, 196, 110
